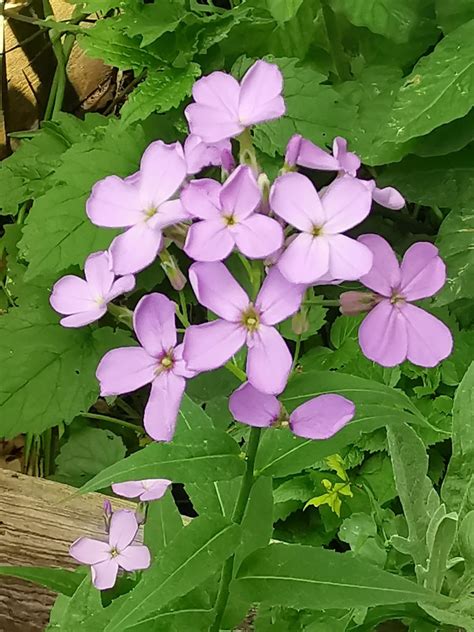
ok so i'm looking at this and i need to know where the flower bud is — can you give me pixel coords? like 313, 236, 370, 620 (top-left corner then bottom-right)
285, 134, 303, 167
103, 499, 113, 533
159, 250, 187, 291
291, 308, 309, 336
339, 291, 378, 316
221, 148, 235, 175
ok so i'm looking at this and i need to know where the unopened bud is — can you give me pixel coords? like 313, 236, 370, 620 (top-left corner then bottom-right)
284, 133, 303, 168
221, 148, 235, 175
159, 250, 187, 291
103, 499, 113, 532
339, 291, 377, 316
291, 308, 309, 336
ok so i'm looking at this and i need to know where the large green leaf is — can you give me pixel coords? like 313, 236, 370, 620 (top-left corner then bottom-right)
187, 479, 241, 518
80, 428, 245, 492
255, 370, 426, 477
0, 566, 82, 596
55, 575, 102, 629
266, 0, 304, 24
232, 544, 439, 609
0, 298, 133, 437
436, 0, 474, 33
103, 515, 241, 631
124, 0, 185, 47
175, 393, 214, 436
144, 490, 184, 557
442, 362, 474, 516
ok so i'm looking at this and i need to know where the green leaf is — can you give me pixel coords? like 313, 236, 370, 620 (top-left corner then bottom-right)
0, 297, 134, 436
144, 490, 184, 557
175, 393, 214, 436
255, 370, 426, 477
232, 543, 439, 609
266, 0, 304, 24
124, 0, 185, 47
187, 479, 241, 518
54, 427, 126, 487
103, 515, 241, 631
442, 362, 474, 516
436, 0, 474, 33
0, 566, 82, 596
80, 428, 245, 492
435, 208, 474, 305
55, 575, 102, 629
120, 64, 201, 128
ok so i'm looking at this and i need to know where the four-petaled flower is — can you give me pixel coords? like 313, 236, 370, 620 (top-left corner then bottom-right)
185, 60, 285, 143
70, 509, 150, 590
344, 234, 453, 367
270, 173, 373, 284
112, 479, 172, 502
183, 263, 305, 394
182, 165, 283, 261
50, 251, 134, 327
229, 382, 355, 439
86, 140, 189, 275
96, 293, 195, 441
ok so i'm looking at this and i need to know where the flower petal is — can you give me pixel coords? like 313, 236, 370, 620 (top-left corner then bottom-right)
86, 176, 142, 228
358, 234, 401, 297
290, 394, 355, 439
144, 372, 185, 442
109, 223, 163, 275
295, 138, 340, 171
112, 481, 144, 499
133, 293, 177, 357
189, 261, 249, 320
246, 325, 291, 395
183, 320, 246, 373
256, 267, 304, 325
96, 347, 156, 396
184, 135, 232, 175
277, 233, 330, 284
270, 172, 324, 231
185, 103, 244, 143
234, 214, 284, 259
91, 560, 119, 590
107, 274, 136, 301
402, 304, 453, 367
399, 242, 446, 301
192, 71, 240, 112
109, 509, 139, 550
69, 537, 110, 565
50, 276, 95, 315
332, 137, 360, 176
84, 251, 114, 297
140, 479, 172, 501
326, 234, 373, 281
152, 199, 190, 230
358, 300, 408, 367
321, 176, 372, 233
181, 178, 222, 220
372, 185, 405, 210
219, 165, 260, 220
229, 382, 280, 427
117, 545, 151, 572
238, 60, 285, 126
138, 141, 186, 208
60, 308, 106, 328
184, 219, 235, 262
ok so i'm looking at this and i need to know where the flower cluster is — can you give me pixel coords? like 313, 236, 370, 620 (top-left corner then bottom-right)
51, 59, 453, 446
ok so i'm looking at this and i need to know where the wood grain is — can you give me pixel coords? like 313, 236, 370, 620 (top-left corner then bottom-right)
0, 468, 137, 631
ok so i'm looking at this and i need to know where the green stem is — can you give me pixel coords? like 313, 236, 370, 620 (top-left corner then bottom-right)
107, 303, 133, 329
321, 0, 351, 82
211, 426, 262, 631
237, 128, 259, 174
225, 361, 247, 382
80, 412, 146, 435
303, 299, 340, 307
291, 335, 302, 372
4, 9, 82, 33
178, 291, 190, 327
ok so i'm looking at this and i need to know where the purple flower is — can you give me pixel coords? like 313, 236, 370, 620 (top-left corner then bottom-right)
183, 263, 304, 394
348, 234, 453, 367
86, 141, 189, 275
182, 165, 283, 261
284, 135, 404, 210
185, 60, 285, 143
112, 479, 171, 502
183, 134, 232, 175
229, 382, 355, 439
270, 173, 373, 284
50, 251, 135, 327
96, 293, 194, 441
70, 509, 150, 590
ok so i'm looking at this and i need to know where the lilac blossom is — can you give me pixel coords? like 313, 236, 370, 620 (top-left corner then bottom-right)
50, 251, 134, 327
183, 134, 232, 175
229, 382, 355, 439
285, 134, 404, 210
70, 510, 150, 590
112, 479, 171, 502
96, 293, 195, 441
270, 173, 373, 284
341, 234, 453, 367
182, 165, 283, 261
183, 263, 304, 394
185, 60, 285, 143
86, 141, 189, 276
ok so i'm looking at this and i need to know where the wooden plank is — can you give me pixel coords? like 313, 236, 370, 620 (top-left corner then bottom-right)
0, 468, 137, 631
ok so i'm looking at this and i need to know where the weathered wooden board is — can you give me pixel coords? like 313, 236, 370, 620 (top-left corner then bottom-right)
0, 468, 136, 631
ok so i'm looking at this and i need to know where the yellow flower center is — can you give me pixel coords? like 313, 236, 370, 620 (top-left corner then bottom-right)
242, 307, 260, 332
312, 224, 323, 237
223, 214, 237, 226
144, 206, 158, 219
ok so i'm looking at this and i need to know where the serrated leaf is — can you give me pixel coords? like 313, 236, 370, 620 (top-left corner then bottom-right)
120, 64, 201, 128
104, 515, 241, 631
0, 566, 82, 596
232, 543, 439, 609
80, 428, 245, 492
124, 0, 185, 47
0, 297, 134, 437
266, 0, 304, 24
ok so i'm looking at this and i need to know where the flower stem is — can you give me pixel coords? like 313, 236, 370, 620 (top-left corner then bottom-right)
292, 335, 302, 372
237, 128, 259, 174
303, 299, 340, 307
178, 291, 190, 327
210, 426, 262, 631
80, 412, 146, 435
225, 361, 247, 382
